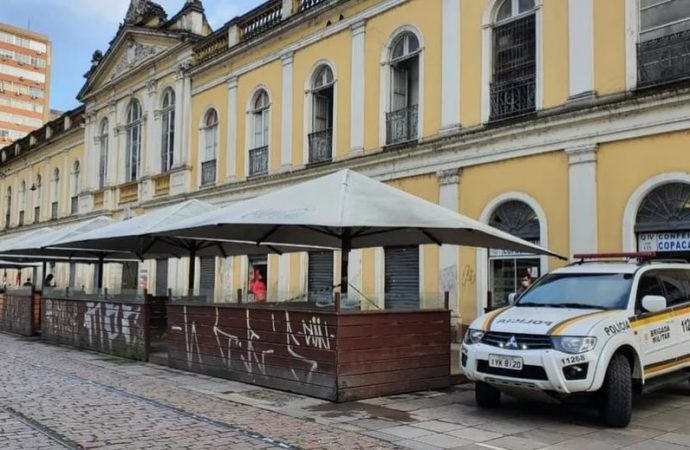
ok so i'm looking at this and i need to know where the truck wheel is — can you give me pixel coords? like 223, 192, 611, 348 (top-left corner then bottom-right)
598, 353, 632, 427
475, 381, 501, 408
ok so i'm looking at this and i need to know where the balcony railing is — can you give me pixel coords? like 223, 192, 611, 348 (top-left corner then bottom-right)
201, 160, 216, 186
295, 0, 328, 12
71, 196, 78, 214
194, 32, 229, 65
51, 202, 58, 220
119, 182, 138, 205
153, 173, 170, 196
308, 129, 333, 164
638, 29, 690, 88
248, 146, 269, 176
386, 104, 419, 146
490, 76, 536, 121
33, 206, 39, 224
239, 1, 282, 41
18, 211, 24, 226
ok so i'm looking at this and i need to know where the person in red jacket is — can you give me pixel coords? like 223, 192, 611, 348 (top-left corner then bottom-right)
249, 268, 266, 302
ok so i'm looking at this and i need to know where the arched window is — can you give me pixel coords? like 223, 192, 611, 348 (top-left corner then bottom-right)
249, 89, 270, 176
488, 200, 541, 307
490, 0, 536, 121
51, 168, 59, 220
161, 88, 175, 172
635, 183, 690, 261
125, 99, 142, 182
71, 160, 80, 214
386, 31, 420, 145
638, 0, 690, 86
4, 186, 11, 229
98, 119, 108, 189
18, 181, 25, 226
308, 65, 335, 164
200, 108, 218, 186
33, 174, 41, 223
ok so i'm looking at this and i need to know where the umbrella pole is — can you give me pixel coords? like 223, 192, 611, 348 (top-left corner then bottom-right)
340, 231, 351, 296
41, 261, 46, 289
188, 248, 196, 292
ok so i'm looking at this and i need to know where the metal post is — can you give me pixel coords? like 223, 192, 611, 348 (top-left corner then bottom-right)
334, 291, 341, 313
237, 288, 243, 304
187, 248, 196, 292
41, 261, 47, 289
97, 255, 104, 290
444, 291, 450, 310
340, 231, 351, 295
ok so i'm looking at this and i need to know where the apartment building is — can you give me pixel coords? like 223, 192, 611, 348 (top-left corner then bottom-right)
0, 22, 51, 146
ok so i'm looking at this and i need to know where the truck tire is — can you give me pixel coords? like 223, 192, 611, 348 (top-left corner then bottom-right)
475, 381, 501, 408
598, 353, 632, 427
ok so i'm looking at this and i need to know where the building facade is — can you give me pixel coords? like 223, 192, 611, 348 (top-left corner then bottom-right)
0, 23, 51, 146
2, 0, 690, 337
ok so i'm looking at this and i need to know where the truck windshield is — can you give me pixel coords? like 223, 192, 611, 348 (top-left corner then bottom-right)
516, 273, 633, 310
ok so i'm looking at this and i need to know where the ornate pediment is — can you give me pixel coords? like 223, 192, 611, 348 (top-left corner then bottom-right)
110, 39, 167, 80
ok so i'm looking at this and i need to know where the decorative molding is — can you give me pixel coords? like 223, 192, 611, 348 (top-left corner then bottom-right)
437, 168, 460, 185
565, 144, 598, 165
111, 41, 166, 80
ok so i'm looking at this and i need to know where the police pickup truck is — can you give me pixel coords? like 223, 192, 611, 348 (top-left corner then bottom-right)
461, 253, 690, 427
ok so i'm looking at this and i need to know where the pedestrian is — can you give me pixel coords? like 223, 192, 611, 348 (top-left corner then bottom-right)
44, 273, 55, 288
516, 270, 532, 296
22, 277, 33, 287
249, 268, 266, 302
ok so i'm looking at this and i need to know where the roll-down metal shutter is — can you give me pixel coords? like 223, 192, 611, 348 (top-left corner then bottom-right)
384, 246, 420, 310
199, 257, 216, 292
308, 251, 334, 299
156, 259, 168, 296
69, 262, 76, 288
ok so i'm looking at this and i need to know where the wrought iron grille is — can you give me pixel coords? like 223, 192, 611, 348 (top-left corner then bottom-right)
308, 129, 332, 163
385, 104, 419, 146
71, 196, 78, 214
201, 160, 216, 186
18, 211, 24, 226
490, 14, 536, 121
638, 29, 690, 87
636, 182, 690, 232
51, 201, 58, 220
249, 146, 269, 176
34, 206, 39, 224
297, 0, 327, 12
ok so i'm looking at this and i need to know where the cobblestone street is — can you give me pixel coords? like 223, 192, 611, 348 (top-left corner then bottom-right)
2, 333, 690, 449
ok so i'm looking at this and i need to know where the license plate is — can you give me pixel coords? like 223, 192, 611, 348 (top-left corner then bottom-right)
489, 354, 523, 370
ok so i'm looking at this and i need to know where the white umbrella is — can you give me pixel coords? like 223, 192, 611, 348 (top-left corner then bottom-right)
51, 199, 332, 289
151, 169, 564, 294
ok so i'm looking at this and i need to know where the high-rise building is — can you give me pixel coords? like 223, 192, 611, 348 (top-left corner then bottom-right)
0, 23, 51, 147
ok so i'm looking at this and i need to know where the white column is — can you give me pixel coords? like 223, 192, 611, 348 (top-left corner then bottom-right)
350, 20, 366, 154
280, 52, 293, 170
82, 113, 95, 191
348, 249, 362, 293
566, 145, 598, 256
441, 0, 461, 131
144, 79, 157, 176
172, 67, 185, 169
438, 169, 460, 319
106, 102, 117, 186
226, 76, 238, 182
181, 72, 192, 166
279, 253, 290, 297
568, 0, 594, 99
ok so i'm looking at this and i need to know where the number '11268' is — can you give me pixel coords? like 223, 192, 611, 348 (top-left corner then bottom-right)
682, 318, 690, 333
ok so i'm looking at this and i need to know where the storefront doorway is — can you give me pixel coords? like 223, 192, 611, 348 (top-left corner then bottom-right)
636, 182, 690, 262
488, 200, 541, 307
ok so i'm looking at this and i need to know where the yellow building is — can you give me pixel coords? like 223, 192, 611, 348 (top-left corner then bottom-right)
2, 0, 690, 338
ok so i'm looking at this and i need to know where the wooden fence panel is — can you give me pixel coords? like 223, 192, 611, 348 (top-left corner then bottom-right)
0, 291, 35, 337
41, 297, 149, 360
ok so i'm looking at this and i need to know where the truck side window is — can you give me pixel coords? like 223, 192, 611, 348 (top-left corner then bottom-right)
658, 270, 690, 307
636, 271, 663, 313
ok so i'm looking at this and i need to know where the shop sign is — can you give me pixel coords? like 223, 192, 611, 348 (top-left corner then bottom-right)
638, 232, 690, 252
489, 240, 540, 258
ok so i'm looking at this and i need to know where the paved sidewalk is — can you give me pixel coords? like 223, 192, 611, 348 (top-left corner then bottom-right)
1, 333, 690, 449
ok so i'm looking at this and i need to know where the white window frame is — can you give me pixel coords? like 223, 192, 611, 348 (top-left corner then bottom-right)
98, 119, 109, 190
303, 60, 337, 164
198, 107, 219, 186
125, 100, 142, 183
244, 86, 272, 177
160, 88, 176, 173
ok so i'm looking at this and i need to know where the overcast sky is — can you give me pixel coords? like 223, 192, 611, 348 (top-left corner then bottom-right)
2, 0, 264, 112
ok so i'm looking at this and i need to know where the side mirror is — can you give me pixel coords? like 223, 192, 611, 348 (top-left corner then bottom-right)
642, 295, 667, 313
508, 293, 517, 305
